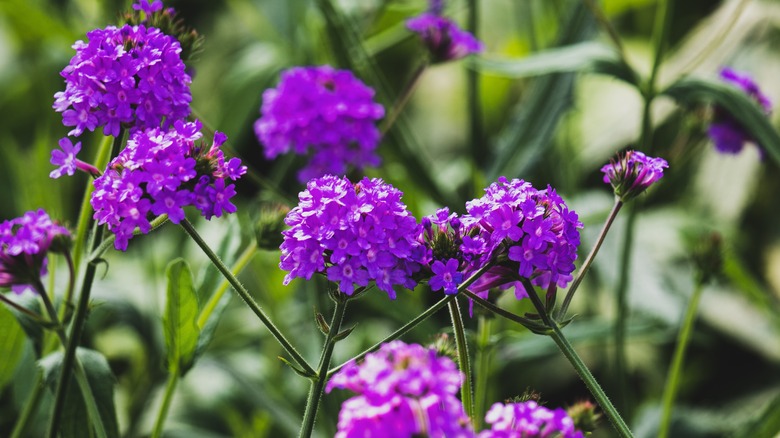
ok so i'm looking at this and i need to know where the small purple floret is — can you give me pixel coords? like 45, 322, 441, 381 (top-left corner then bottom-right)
254, 66, 384, 182
50, 138, 82, 179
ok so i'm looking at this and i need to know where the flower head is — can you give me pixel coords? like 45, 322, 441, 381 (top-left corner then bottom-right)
601, 150, 668, 202
0, 210, 70, 293
91, 120, 245, 250
254, 66, 384, 182
132, 0, 164, 14
462, 177, 582, 301
708, 68, 772, 155
327, 340, 474, 438
406, 1, 484, 63
53, 24, 192, 140
478, 401, 584, 438
279, 175, 421, 299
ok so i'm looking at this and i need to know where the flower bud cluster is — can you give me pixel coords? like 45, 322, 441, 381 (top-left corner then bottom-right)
601, 150, 668, 203
406, 0, 484, 63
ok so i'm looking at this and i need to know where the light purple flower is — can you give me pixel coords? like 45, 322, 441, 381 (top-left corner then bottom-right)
279, 175, 421, 299
132, 0, 164, 14
478, 401, 584, 438
406, 0, 484, 63
601, 150, 668, 202
327, 341, 474, 438
49, 138, 82, 179
708, 67, 772, 155
254, 66, 384, 182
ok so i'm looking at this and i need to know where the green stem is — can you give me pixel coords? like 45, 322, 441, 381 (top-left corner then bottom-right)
557, 199, 624, 319
614, 203, 636, 412
299, 298, 348, 438
89, 214, 169, 261
658, 279, 705, 438
647, 0, 673, 97
327, 261, 496, 377
473, 315, 493, 431
10, 373, 45, 438
151, 371, 180, 438
0, 294, 45, 322
197, 240, 258, 329
467, 0, 483, 168
582, 0, 626, 57
522, 279, 633, 437
462, 289, 546, 330
380, 61, 428, 135
179, 218, 316, 377
448, 298, 474, 421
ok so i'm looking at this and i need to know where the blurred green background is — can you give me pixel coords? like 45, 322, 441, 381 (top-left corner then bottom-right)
1, 0, 780, 436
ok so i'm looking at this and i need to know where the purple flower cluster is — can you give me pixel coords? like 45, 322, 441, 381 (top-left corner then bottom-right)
279, 175, 421, 299
462, 177, 582, 300
254, 66, 384, 182
53, 23, 192, 140
326, 340, 474, 438
601, 150, 667, 202
406, 0, 484, 63
0, 210, 70, 293
479, 401, 584, 438
132, 0, 164, 15
91, 120, 246, 250
708, 68, 772, 155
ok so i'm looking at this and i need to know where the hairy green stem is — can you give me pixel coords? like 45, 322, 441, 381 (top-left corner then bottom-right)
522, 279, 633, 437
448, 298, 474, 420
197, 240, 258, 328
658, 279, 705, 438
179, 218, 316, 377
151, 371, 180, 438
557, 199, 624, 319
327, 262, 496, 377
299, 298, 348, 438
473, 315, 493, 431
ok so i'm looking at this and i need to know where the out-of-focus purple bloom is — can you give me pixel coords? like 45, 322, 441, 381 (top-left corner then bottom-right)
53, 24, 192, 142
132, 0, 164, 14
479, 401, 584, 438
708, 67, 772, 155
0, 210, 70, 292
279, 175, 421, 299
91, 120, 246, 250
327, 340, 474, 438
601, 150, 668, 202
254, 66, 384, 183
406, 0, 484, 63
462, 177, 582, 303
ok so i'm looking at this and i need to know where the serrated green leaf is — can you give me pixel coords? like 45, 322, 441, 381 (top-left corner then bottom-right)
661, 77, 780, 166
164, 259, 201, 375
39, 348, 120, 438
471, 41, 639, 86
0, 303, 26, 388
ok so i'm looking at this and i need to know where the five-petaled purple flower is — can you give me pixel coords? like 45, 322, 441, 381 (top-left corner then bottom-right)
91, 120, 246, 250
53, 23, 192, 141
254, 66, 384, 182
279, 175, 421, 299
478, 401, 584, 438
708, 68, 772, 155
0, 210, 70, 293
326, 340, 474, 438
406, 0, 484, 62
462, 177, 582, 302
601, 150, 668, 202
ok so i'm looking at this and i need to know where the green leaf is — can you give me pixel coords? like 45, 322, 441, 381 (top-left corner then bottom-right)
6, 293, 43, 357
661, 77, 780, 166
470, 41, 639, 86
0, 303, 26, 388
39, 348, 120, 438
164, 259, 201, 375
735, 391, 780, 438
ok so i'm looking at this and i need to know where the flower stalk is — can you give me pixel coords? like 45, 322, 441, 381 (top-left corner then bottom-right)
448, 297, 474, 420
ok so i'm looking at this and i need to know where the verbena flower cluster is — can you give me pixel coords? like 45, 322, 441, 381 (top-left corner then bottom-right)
53, 23, 192, 140
254, 66, 384, 182
91, 120, 246, 250
326, 340, 473, 438
279, 175, 421, 299
0, 210, 70, 292
601, 150, 668, 202
406, 0, 484, 63
463, 177, 582, 300
708, 67, 772, 155
479, 401, 584, 438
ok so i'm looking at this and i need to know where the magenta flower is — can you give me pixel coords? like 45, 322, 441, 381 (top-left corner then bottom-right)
406, 0, 484, 63
326, 341, 474, 438
254, 66, 384, 182
279, 175, 421, 299
601, 150, 668, 202
0, 210, 70, 293
49, 138, 81, 179
429, 258, 463, 294
478, 401, 584, 438
708, 68, 772, 155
